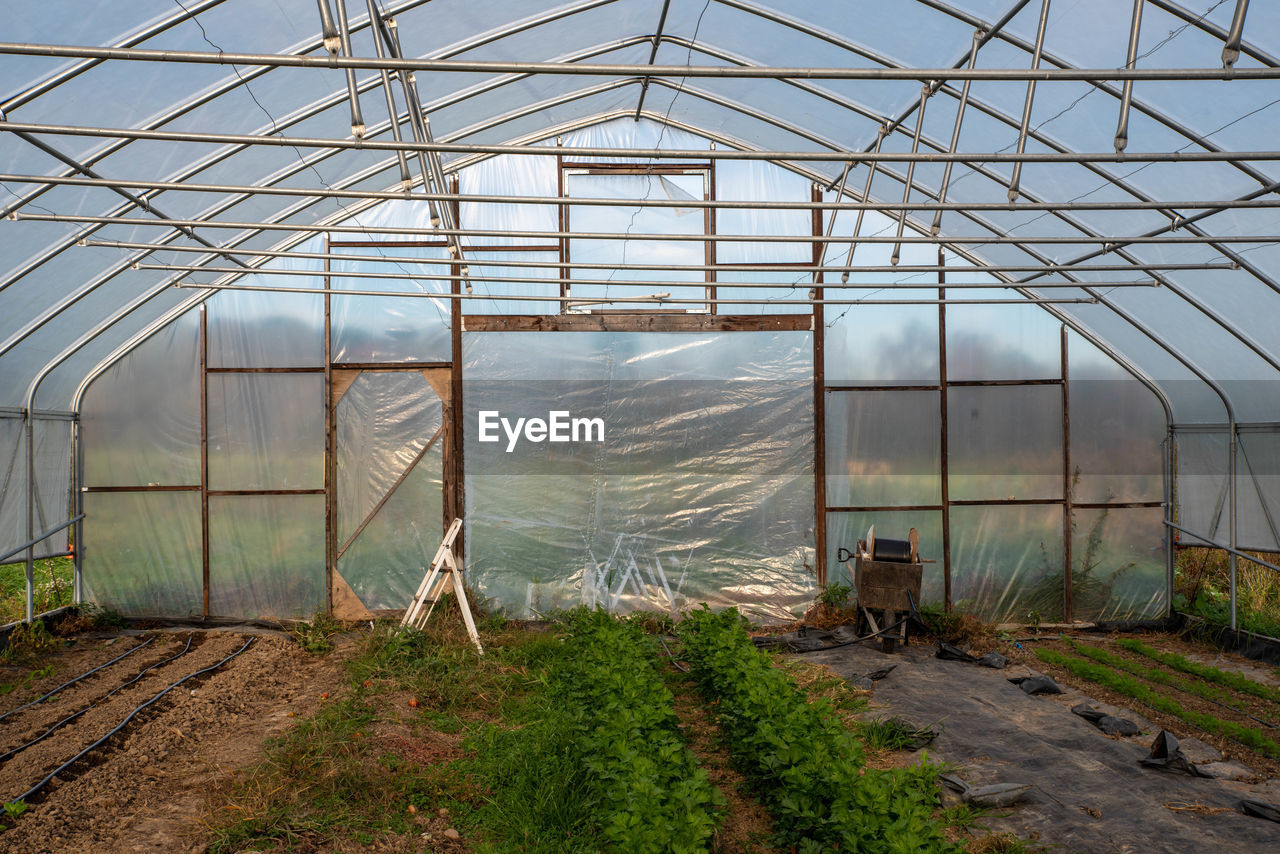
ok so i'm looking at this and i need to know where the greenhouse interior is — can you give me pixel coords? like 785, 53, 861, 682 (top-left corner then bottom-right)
0, 0, 1277, 632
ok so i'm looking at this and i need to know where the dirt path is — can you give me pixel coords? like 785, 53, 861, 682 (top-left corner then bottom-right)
0, 630, 351, 853
662, 664, 773, 854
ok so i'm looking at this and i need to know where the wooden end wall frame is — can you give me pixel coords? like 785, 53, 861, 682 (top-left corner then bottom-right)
324, 236, 468, 621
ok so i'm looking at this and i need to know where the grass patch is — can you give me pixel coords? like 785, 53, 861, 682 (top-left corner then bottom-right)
0, 558, 73, 625
1116, 638, 1280, 704
1035, 646, 1280, 759
208, 613, 573, 852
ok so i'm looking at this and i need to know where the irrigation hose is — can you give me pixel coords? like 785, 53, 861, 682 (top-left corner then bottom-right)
15, 636, 254, 804
0, 637, 155, 723
0, 635, 196, 764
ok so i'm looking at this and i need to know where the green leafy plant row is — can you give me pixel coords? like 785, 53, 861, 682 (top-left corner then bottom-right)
1116, 638, 1280, 704
1063, 638, 1269, 721
677, 607, 962, 854
551, 609, 721, 854
1035, 647, 1280, 759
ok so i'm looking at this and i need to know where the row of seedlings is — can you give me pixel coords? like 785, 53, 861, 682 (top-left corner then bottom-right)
677, 607, 962, 854
1036, 644, 1280, 759
553, 610, 722, 853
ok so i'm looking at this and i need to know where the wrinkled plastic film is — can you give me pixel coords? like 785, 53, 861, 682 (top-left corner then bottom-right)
949, 503, 1066, 623
335, 370, 446, 612
82, 490, 202, 617
82, 310, 200, 488
463, 331, 816, 621
1070, 506, 1167, 621
825, 389, 941, 508
208, 495, 325, 619
826, 510, 946, 606
207, 373, 324, 491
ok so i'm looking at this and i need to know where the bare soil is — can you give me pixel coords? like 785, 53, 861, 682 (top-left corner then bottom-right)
0, 629, 350, 853
664, 665, 774, 854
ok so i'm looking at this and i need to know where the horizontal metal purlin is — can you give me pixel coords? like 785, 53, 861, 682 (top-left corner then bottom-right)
330, 362, 452, 370
151, 263, 1151, 289
946, 378, 1063, 387
18, 212, 1280, 244
825, 385, 942, 392
1074, 501, 1165, 509
0, 408, 78, 420
204, 366, 325, 373
329, 241, 558, 251
175, 283, 1099, 306
5, 121, 1280, 162
948, 498, 1064, 506
3, 44, 1280, 80
207, 489, 326, 496
16, 169, 1280, 210
826, 505, 945, 513
83, 485, 200, 492
83, 240, 1233, 274
1172, 422, 1280, 433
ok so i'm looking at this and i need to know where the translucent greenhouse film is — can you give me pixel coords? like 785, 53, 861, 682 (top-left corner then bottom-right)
0, 0, 1277, 627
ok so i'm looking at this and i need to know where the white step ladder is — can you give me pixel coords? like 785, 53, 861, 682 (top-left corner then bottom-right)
400, 518, 483, 654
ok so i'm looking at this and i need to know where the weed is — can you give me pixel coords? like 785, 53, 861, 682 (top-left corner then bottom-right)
2, 619, 60, 662
625, 609, 675, 635
804, 582, 858, 627
53, 603, 125, 635
288, 611, 345, 655
918, 603, 996, 649
858, 716, 937, 752
1176, 547, 1280, 639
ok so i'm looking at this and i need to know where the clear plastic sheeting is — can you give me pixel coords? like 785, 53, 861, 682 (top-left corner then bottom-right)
338, 447, 444, 613
31, 417, 72, 555
1067, 331, 1166, 505
335, 370, 445, 612
825, 389, 941, 508
463, 330, 815, 621
1174, 430, 1230, 548
948, 385, 1064, 501
0, 415, 74, 560
826, 510, 946, 606
1238, 430, 1280, 554
206, 240, 325, 368
208, 494, 324, 619
1071, 506, 1167, 622
82, 310, 200, 488
207, 373, 324, 491
82, 490, 202, 618
950, 503, 1066, 623
330, 245, 451, 364
0, 417, 29, 559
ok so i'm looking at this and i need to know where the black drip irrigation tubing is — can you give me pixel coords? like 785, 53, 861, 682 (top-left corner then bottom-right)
13, 636, 254, 805
0, 637, 155, 723
0, 635, 197, 764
